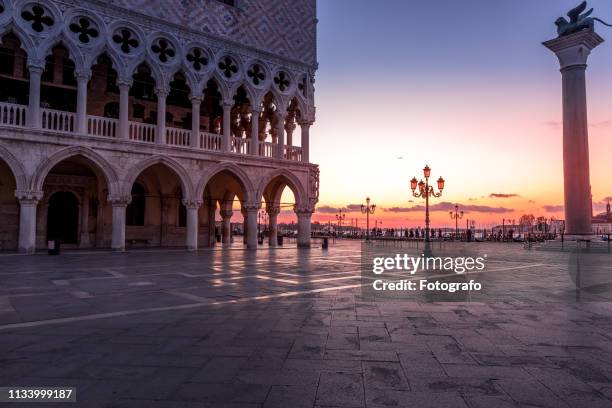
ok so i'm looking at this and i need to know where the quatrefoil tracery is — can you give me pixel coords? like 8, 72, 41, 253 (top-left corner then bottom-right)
69, 17, 99, 44
21, 4, 54, 33
112, 28, 139, 54
151, 38, 175, 63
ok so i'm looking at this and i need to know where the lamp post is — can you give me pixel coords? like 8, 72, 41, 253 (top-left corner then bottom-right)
361, 197, 376, 241
336, 209, 346, 238
411, 165, 445, 255
449, 204, 463, 240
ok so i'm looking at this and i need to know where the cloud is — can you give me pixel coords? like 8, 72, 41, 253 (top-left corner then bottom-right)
316, 206, 342, 214
384, 201, 513, 214
601, 196, 612, 202
542, 204, 564, 212
528, 200, 535, 204
590, 120, 612, 129
545, 121, 561, 130
489, 193, 520, 199
316, 204, 363, 214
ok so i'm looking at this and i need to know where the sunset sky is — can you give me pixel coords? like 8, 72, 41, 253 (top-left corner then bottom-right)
280, 0, 612, 229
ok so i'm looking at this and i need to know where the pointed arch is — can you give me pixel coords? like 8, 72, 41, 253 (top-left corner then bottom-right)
195, 161, 255, 203
37, 34, 85, 73
256, 168, 307, 208
0, 144, 27, 191
126, 58, 165, 90
0, 23, 36, 55
201, 71, 231, 103
31, 146, 120, 195
123, 155, 194, 199
85, 46, 124, 77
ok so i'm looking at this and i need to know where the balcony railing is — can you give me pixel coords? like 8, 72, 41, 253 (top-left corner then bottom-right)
232, 136, 249, 155
0, 102, 26, 127
41, 108, 75, 133
166, 127, 191, 147
88, 115, 117, 138
0, 102, 304, 161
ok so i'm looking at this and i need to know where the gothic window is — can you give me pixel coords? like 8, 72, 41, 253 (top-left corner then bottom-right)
151, 38, 175, 63
218, 56, 238, 79
41, 55, 54, 82
298, 75, 307, 97
186, 48, 207, 71
274, 71, 290, 92
62, 58, 76, 86
21, 4, 54, 33
0, 47, 14, 75
247, 64, 265, 86
103, 102, 119, 119
132, 104, 144, 119
69, 17, 99, 44
130, 64, 156, 101
112, 28, 139, 54
126, 183, 145, 226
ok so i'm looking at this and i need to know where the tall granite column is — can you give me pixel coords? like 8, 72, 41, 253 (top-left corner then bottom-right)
544, 31, 603, 236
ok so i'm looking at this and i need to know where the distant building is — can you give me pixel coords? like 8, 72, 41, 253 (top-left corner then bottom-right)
592, 201, 612, 234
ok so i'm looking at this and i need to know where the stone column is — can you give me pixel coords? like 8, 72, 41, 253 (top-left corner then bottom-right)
208, 199, 217, 247
275, 111, 286, 159
27, 64, 44, 129
244, 205, 260, 249
79, 192, 90, 248
285, 112, 296, 146
183, 199, 201, 250
75, 70, 90, 134
544, 31, 603, 236
241, 208, 248, 244
110, 196, 129, 251
222, 101, 233, 152
16, 190, 42, 254
299, 120, 311, 163
118, 80, 131, 140
190, 94, 202, 149
250, 107, 261, 156
156, 88, 168, 145
267, 206, 280, 247
221, 209, 233, 244
296, 208, 313, 248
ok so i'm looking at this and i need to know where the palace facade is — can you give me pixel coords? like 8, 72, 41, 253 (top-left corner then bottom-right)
0, 0, 319, 252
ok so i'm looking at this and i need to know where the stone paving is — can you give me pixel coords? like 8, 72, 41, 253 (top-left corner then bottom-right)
1, 241, 612, 407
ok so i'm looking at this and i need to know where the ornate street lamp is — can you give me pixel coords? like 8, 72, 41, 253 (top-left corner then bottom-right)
411, 165, 444, 254
361, 197, 376, 241
336, 209, 346, 237
449, 204, 463, 240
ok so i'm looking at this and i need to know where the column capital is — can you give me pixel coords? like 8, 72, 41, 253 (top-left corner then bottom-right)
295, 207, 314, 216
275, 109, 287, 119
15, 189, 43, 203
266, 206, 281, 216
189, 93, 203, 103
155, 87, 170, 97
543, 30, 604, 70
75, 69, 92, 82
220, 209, 234, 218
243, 203, 261, 213
222, 100, 234, 109
117, 77, 133, 88
182, 199, 203, 209
108, 195, 131, 207
26, 58, 45, 73
298, 119, 314, 127
251, 105, 263, 114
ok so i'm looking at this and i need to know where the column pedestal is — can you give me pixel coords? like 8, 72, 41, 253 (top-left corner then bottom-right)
544, 31, 604, 236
